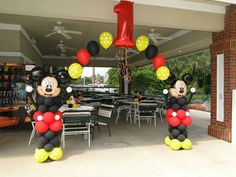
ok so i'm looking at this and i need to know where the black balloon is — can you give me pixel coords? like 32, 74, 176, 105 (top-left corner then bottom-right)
171, 129, 180, 138
182, 130, 188, 138
87, 41, 100, 56
145, 45, 158, 59
50, 136, 61, 147
169, 97, 177, 104
54, 97, 62, 106
182, 74, 193, 84
55, 130, 63, 136
169, 134, 174, 140
165, 72, 176, 85
44, 143, 54, 152
168, 125, 174, 133
44, 97, 55, 107
177, 134, 186, 142
177, 97, 187, 106
36, 132, 43, 137
37, 136, 48, 148
36, 96, 45, 105
30, 67, 44, 81
68, 104, 73, 108
57, 70, 70, 84
44, 130, 55, 139
38, 105, 48, 113
49, 105, 59, 112
177, 124, 186, 132
171, 103, 180, 110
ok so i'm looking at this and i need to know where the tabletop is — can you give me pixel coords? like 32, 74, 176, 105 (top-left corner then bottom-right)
59, 104, 95, 113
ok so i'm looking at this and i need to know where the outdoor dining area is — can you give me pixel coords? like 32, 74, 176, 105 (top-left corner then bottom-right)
28, 91, 166, 149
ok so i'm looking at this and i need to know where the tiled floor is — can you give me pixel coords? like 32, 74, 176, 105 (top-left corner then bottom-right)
0, 110, 236, 177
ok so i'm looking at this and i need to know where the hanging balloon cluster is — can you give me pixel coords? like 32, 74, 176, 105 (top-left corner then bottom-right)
26, 67, 72, 162
69, 41, 100, 79
163, 73, 196, 150
97, 0, 170, 82
140, 38, 170, 81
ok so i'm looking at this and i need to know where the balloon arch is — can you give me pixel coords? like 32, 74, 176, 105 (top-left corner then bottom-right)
27, 0, 196, 163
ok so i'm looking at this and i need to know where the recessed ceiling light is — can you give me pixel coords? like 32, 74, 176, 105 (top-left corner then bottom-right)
178, 50, 182, 53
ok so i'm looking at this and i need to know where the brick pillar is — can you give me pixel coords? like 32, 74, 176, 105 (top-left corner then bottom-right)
208, 5, 236, 142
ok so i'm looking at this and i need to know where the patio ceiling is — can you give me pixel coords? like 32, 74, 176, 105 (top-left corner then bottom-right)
0, 0, 230, 67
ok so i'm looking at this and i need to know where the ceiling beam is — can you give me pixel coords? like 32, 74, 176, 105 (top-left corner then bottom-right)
131, 0, 226, 14
212, 0, 236, 4
0, 0, 224, 31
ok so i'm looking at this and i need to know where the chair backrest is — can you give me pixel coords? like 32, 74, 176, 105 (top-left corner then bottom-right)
98, 104, 114, 118
138, 103, 157, 112
63, 112, 91, 124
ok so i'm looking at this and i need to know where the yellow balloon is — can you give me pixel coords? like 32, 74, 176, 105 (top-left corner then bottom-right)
164, 136, 171, 146
99, 32, 113, 49
34, 149, 49, 163
170, 139, 181, 151
68, 63, 83, 79
181, 139, 192, 150
49, 147, 63, 161
136, 35, 149, 52
156, 66, 170, 81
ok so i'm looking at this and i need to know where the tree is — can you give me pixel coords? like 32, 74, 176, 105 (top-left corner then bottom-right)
106, 68, 119, 87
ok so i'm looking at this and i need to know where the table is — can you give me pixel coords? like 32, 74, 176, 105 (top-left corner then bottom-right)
59, 104, 95, 113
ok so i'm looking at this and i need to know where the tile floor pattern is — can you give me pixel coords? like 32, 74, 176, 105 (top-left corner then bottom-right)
0, 110, 236, 177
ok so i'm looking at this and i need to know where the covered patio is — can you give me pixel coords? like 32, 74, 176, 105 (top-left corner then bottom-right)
1, 0, 236, 176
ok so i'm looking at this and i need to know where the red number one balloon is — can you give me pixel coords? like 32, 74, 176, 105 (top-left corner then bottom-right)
114, 0, 135, 48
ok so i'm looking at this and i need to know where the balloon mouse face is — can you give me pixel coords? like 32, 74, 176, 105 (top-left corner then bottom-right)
170, 80, 187, 98
37, 77, 61, 97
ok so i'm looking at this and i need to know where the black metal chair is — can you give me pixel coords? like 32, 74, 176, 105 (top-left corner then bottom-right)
94, 104, 114, 136
136, 103, 159, 127
62, 111, 92, 148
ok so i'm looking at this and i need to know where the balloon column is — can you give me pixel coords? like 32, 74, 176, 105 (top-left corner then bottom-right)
163, 74, 196, 150
26, 67, 72, 162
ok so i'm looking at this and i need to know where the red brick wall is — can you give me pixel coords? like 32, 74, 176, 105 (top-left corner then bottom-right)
208, 5, 236, 142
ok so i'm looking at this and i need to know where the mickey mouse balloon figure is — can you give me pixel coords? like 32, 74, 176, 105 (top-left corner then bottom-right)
26, 67, 72, 163
163, 73, 196, 151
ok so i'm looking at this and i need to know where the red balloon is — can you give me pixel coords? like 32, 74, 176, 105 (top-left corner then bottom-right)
182, 116, 192, 126
113, 1, 134, 47
43, 112, 55, 124
54, 111, 63, 120
166, 116, 170, 123
152, 54, 166, 70
49, 120, 63, 132
177, 110, 186, 120
169, 117, 181, 127
35, 121, 49, 133
166, 108, 174, 117
76, 49, 90, 66
33, 111, 43, 122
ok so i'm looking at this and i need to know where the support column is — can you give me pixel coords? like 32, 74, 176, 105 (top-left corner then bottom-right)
208, 5, 236, 142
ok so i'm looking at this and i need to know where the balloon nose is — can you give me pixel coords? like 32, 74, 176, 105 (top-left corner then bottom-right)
46, 88, 52, 92
179, 88, 184, 93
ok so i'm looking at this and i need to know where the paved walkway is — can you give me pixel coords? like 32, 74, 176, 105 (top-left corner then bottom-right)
0, 110, 236, 177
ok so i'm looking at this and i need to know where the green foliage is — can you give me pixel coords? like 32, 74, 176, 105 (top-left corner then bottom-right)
167, 50, 211, 94
106, 68, 119, 87
106, 50, 211, 96
131, 66, 168, 95
70, 76, 92, 85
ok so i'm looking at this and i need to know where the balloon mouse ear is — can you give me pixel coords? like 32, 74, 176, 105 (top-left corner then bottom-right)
165, 72, 176, 85
182, 74, 193, 85
29, 67, 45, 81
56, 69, 70, 84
